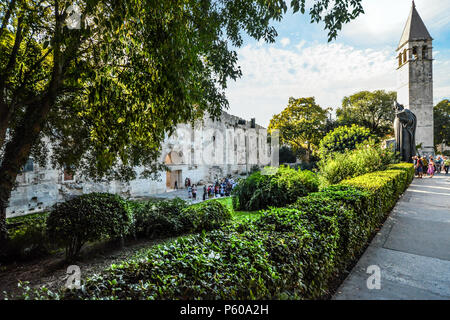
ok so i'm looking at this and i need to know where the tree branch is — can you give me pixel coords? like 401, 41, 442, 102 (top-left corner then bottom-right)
0, 0, 16, 39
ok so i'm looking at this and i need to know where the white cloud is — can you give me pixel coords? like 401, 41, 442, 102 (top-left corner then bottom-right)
280, 37, 291, 47
225, 42, 449, 128
226, 42, 397, 127
339, 0, 450, 46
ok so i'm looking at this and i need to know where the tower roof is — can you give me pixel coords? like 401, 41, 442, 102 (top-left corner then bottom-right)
398, 1, 432, 50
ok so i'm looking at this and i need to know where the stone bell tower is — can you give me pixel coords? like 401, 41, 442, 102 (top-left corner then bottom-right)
396, 1, 434, 156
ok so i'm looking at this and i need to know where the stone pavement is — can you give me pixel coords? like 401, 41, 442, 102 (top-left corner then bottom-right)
334, 173, 450, 300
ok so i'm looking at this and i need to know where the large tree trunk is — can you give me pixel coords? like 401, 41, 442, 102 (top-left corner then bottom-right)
0, 97, 53, 244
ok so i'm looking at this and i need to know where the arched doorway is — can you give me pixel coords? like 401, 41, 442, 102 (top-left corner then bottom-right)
165, 151, 183, 190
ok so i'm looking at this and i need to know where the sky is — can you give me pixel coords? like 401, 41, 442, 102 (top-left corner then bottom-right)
224, 0, 450, 128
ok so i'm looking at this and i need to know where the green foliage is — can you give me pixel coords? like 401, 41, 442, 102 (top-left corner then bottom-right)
268, 97, 331, 160
279, 145, 297, 164
232, 166, 319, 211
46, 193, 133, 261
340, 163, 414, 222
318, 139, 400, 185
2, 213, 52, 262
336, 90, 397, 138
434, 99, 450, 147
319, 124, 372, 158
16, 164, 414, 300
132, 198, 188, 238
179, 200, 232, 233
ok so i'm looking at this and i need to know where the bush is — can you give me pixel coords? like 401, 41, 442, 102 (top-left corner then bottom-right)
319, 124, 372, 158
46, 193, 133, 261
318, 140, 400, 185
179, 200, 232, 233
132, 198, 187, 238
232, 166, 319, 211
2, 213, 52, 262
132, 198, 230, 239
340, 163, 414, 223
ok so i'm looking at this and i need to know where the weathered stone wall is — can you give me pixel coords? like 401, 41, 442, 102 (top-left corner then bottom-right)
6, 111, 270, 218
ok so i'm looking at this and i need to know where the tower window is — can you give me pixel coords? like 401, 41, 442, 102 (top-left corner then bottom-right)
403, 49, 407, 63
398, 54, 402, 66
412, 47, 418, 60
422, 46, 428, 59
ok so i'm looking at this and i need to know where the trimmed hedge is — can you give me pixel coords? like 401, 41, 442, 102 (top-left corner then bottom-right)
232, 166, 319, 211
14, 164, 414, 300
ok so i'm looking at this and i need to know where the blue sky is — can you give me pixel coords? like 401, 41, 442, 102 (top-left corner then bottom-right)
225, 0, 450, 127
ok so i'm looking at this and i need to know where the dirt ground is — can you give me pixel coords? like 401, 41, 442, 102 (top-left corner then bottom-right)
0, 237, 170, 299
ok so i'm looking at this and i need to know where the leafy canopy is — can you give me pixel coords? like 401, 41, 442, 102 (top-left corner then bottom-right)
268, 97, 331, 157
0, 0, 365, 182
336, 90, 397, 139
319, 124, 372, 158
434, 99, 450, 147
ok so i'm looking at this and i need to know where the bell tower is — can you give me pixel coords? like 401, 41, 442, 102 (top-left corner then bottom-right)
396, 1, 434, 156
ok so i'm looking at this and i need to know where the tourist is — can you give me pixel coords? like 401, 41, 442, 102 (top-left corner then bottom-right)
203, 185, 207, 200
192, 184, 197, 200
437, 156, 443, 173
187, 185, 192, 198
421, 157, 428, 176
444, 157, 450, 175
214, 184, 219, 198
414, 156, 423, 178
427, 157, 435, 178
174, 180, 178, 189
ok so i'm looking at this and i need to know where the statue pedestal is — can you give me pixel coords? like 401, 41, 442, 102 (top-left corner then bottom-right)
417, 147, 435, 158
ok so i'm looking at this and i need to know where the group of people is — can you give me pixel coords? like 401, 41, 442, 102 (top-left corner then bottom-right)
413, 155, 449, 178
202, 178, 237, 200
185, 177, 237, 201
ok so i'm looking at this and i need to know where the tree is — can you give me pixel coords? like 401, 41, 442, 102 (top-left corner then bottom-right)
336, 90, 397, 138
279, 145, 297, 164
319, 124, 372, 158
0, 0, 364, 242
434, 99, 450, 148
268, 97, 331, 162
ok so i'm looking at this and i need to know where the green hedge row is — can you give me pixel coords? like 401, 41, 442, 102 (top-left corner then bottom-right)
23, 163, 413, 300
3, 195, 231, 262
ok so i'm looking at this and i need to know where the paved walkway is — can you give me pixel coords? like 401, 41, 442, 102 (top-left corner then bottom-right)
334, 173, 450, 300
148, 187, 228, 205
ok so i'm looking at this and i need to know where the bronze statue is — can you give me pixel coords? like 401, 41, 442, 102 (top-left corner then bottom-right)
393, 102, 417, 163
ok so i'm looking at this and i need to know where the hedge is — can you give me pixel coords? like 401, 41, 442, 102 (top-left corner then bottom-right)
11, 163, 415, 300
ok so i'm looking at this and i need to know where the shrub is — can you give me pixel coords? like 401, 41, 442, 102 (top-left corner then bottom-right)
318, 140, 400, 185
132, 198, 187, 238
340, 163, 414, 223
232, 166, 319, 211
2, 213, 52, 262
179, 200, 232, 233
319, 124, 372, 158
46, 193, 133, 261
